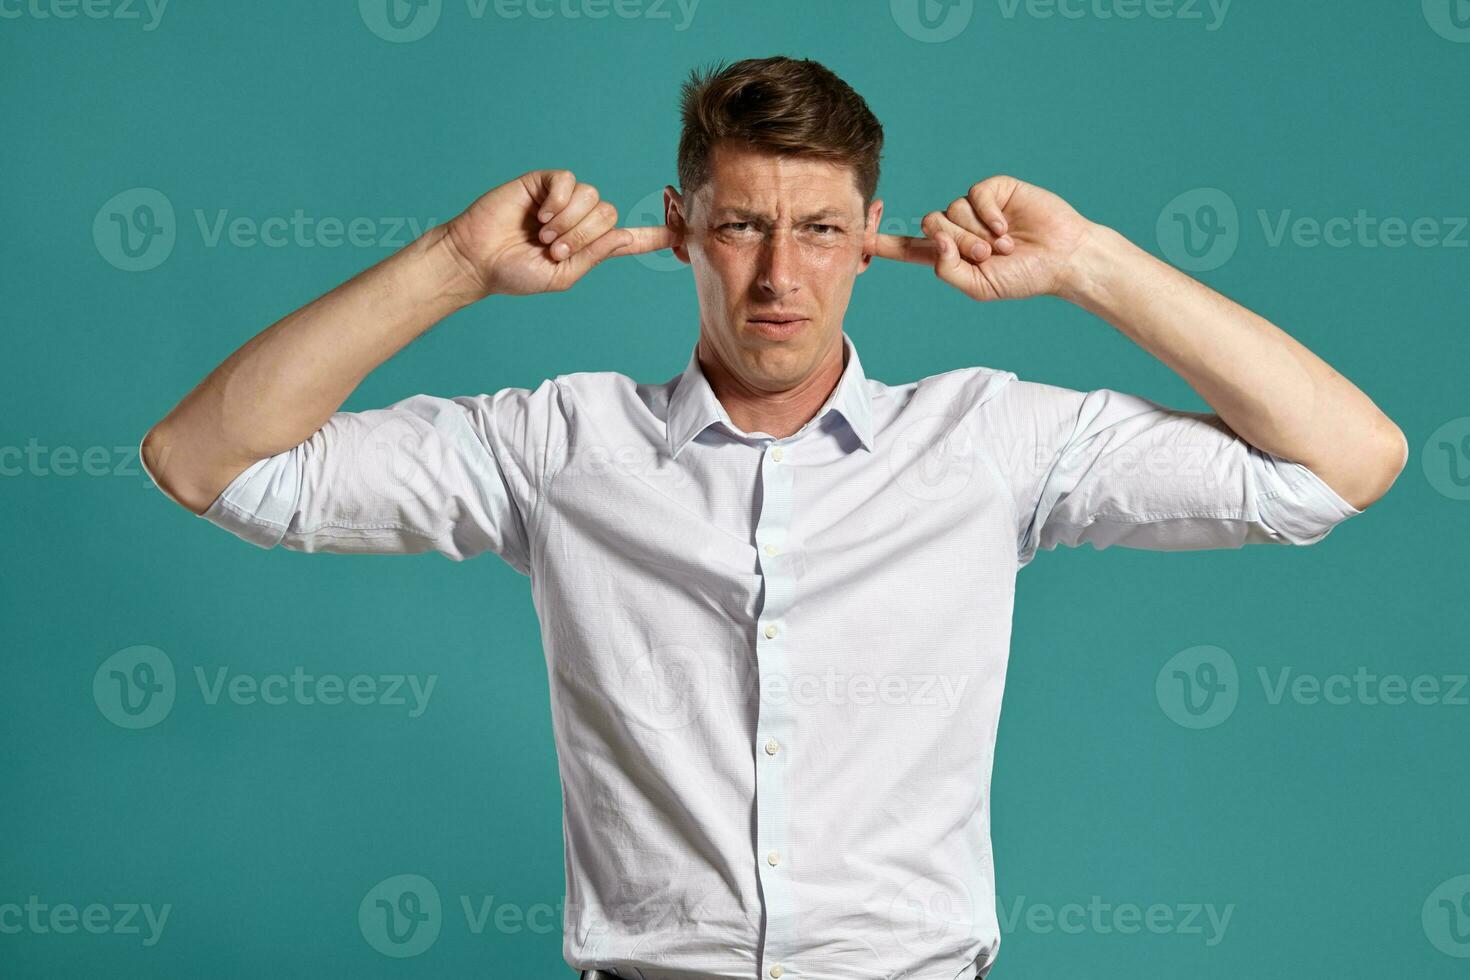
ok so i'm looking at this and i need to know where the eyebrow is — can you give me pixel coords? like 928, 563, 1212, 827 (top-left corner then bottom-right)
712, 207, 852, 224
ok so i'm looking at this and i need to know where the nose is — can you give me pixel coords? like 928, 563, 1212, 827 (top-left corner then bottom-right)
757, 228, 800, 299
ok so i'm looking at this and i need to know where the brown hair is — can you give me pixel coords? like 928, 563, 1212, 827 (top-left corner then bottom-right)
676, 56, 885, 217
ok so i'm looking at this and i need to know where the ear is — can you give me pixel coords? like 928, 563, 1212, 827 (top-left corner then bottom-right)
858, 197, 885, 275
665, 185, 691, 265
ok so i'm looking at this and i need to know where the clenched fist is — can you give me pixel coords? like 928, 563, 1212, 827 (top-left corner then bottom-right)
443, 169, 677, 298
871, 175, 1096, 303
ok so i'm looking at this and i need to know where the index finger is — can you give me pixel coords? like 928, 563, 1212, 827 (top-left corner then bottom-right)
608, 224, 679, 256
870, 233, 938, 264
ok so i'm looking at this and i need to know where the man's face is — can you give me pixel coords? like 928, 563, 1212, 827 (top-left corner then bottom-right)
666, 141, 883, 392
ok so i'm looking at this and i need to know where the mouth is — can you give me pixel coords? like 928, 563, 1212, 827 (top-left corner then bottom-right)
746, 314, 809, 339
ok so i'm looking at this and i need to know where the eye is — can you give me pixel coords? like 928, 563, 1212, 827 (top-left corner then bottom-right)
720, 222, 751, 232
808, 224, 838, 235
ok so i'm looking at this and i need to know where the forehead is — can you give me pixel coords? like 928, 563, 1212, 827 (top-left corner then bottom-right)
696, 141, 862, 217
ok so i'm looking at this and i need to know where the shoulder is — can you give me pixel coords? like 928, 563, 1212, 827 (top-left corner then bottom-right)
876, 362, 1019, 417
534, 367, 684, 433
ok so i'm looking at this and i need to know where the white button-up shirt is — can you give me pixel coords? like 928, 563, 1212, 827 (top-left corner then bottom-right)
152, 332, 1360, 979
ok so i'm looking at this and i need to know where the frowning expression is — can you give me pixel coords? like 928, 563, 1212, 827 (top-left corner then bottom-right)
666, 141, 883, 392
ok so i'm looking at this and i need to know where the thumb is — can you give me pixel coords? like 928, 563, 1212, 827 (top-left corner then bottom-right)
933, 232, 965, 282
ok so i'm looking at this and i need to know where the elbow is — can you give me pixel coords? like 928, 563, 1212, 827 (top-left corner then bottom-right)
141, 422, 214, 516
1345, 422, 1409, 512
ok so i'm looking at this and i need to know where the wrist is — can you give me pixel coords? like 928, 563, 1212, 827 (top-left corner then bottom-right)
1054, 222, 1137, 312
430, 220, 495, 307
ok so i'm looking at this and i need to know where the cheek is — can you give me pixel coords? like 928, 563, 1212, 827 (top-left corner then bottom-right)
697, 244, 755, 293
803, 245, 860, 296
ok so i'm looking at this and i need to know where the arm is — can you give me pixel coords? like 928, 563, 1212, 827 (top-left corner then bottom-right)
873, 175, 1408, 512
142, 169, 668, 515
141, 225, 476, 514
1053, 223, 1407, 511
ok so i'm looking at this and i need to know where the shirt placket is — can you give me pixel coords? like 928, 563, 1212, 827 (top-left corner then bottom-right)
752, 435, 798, 980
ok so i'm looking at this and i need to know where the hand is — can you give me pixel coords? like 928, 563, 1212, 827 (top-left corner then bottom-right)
443, 169, 676, 298
872, 175, 1096, 302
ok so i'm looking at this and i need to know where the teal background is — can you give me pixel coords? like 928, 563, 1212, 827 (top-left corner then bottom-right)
2, 1, 1467, 976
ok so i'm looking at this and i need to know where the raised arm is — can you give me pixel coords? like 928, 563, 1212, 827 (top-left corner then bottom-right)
872, 175, 1408, 512
142, 169, 673, 514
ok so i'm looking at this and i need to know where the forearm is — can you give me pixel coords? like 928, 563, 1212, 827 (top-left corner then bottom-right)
143, 223, 483, 514
1056, 224, 1407, 510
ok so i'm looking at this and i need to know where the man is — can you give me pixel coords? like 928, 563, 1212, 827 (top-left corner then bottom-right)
141, 55, 1405, 980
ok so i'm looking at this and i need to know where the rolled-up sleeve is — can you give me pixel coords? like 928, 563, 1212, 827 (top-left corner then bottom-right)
142, 379, 568, 572
977, 378, 1362, 567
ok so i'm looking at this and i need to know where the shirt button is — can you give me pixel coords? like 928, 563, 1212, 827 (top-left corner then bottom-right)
763, 543, 779, 556
770, 966, 784, 978
764, 737, 780, 755
770, 446, 784, 462
763, 623, 779, 639
767, 849, 781, 866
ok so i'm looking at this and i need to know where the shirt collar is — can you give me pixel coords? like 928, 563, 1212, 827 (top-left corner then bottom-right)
665, 331, 875, 459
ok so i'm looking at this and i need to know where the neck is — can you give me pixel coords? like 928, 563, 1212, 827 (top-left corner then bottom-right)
698, 334, 846, 440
